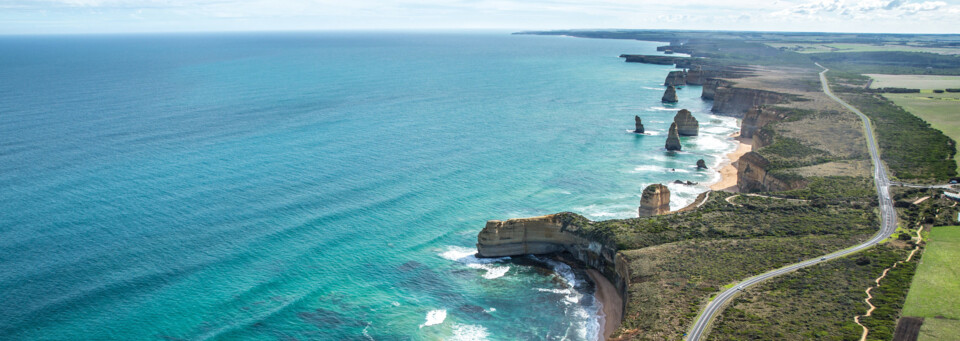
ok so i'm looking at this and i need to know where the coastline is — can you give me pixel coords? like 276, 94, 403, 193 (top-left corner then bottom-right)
709, 132, 752, 192
587, 269, 622, 341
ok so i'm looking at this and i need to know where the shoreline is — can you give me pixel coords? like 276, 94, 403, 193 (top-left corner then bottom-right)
709, 132, 752, 192
587, 269, 622, 341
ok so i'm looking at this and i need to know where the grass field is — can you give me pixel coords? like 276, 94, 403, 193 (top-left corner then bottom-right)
767, 43, 960, 55
867, 74, 960, 89
903, 226, 960, 338
918, 317, 960, 341
883, 92, 960, 172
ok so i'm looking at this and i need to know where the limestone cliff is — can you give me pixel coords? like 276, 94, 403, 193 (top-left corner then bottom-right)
475, 213, 631, 317
664, 71, 686, 87
686, 66, 706, 85
619, 54, 683, 65
736, 152, 807, 192
701, 79, 731, 100
711, 86, 788, 117
740, 106, 785, 139
662, 86, 679, 103
665, 123, 682, 151
673, 109, 699, 136
634, 115, 645, 133
638, 184, 671, 216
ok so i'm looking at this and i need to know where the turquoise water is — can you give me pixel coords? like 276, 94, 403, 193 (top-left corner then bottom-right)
0, 32, 737, 340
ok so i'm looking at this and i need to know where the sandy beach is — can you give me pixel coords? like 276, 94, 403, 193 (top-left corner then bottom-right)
710, 133, 752, 192
587, 269, 623, 341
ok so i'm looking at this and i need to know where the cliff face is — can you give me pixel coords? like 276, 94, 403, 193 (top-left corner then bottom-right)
634, 115, 645, 133
664, 71, 686, 87
662, 86, 679, 103
711, 87, 788, 117
701, 79, 731, 100
475, 213, 631, 316
686, 66, 705, 85
619, 54, 683, 65
638, 184, 671, 216
673, 109, 699, 136
740, 106, 784, 139
665, 123, 682, 151
736, 152, 807, 192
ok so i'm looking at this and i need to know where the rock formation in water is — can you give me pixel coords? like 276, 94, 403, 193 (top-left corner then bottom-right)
665, 123, 682, 151
664, 71, 686, 87
619, 54, 684, 65
697, 159, 707, 169
673, 109, 699, 136
662, 86, 679, 103
638, 184, 671, 216
474, 212, 632, 316
634, 115, 645, 133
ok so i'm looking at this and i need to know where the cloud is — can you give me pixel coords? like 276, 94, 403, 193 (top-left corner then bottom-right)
775, 0, 951, 18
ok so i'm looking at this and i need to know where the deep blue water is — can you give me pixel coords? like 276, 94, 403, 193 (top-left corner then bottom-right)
0, 32, 737, 340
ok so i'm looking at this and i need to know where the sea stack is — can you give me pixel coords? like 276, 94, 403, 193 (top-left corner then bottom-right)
673, 109, 699, 136
634, 115, 645, 133
665, 122, 682, 151
697, 159, 707, 169
662, 86, 679, 103
638, 184, 671, 216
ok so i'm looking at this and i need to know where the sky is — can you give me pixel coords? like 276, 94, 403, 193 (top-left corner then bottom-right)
2, 0, 960, 35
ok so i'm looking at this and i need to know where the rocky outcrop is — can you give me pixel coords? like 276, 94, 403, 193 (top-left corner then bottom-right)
619, 54, 684, 65
664, 71, 686, 87
673, 109, 699, 136
740, 106, 782, 139
662, 86, 678, 103
686, 66, 706, 85
736, 152, 807, 192
701, 79, 729, 100
697, 159, 707, 169
634, 115, 645, 133
638, 184, 671, 216
475, 213, 631, 318
712, 87, 788, 117
665, 123, 682, 151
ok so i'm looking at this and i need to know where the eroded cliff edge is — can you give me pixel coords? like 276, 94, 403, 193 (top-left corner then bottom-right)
476, 213, 631, 319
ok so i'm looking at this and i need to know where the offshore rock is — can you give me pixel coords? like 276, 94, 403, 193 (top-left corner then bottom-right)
662, 86, 679, 103
673, 109, 699, 136
638, 184, 671, 216
697, 159, 707, 169
634, 115, 645, 133
665, 123, 682, 151
664, 71, 687, 87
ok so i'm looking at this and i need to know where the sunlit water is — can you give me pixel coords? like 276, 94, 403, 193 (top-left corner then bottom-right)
0, 32, 737, 340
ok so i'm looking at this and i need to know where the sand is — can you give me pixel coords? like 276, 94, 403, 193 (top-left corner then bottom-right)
587, 269, 623, 341
710, 133, 752, 192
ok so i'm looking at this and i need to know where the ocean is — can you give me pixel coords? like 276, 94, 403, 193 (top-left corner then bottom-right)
0, 32, 738, 340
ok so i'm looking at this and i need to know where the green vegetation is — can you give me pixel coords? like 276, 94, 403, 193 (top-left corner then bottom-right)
759, 135, 833, 170
616, 235, 868, 340
903, 226, 960, 319
883, 92, 960, 172
918, 318, 960, 341
812, 51, 960, 75
830, 88, 957, 181
859, 253, 919, 341
768, 42, 960, 55
708, 245, 912, 341
867, 74, 960, 90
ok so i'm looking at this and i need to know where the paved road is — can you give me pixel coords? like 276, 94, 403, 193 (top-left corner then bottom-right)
684, 64, 899, 341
